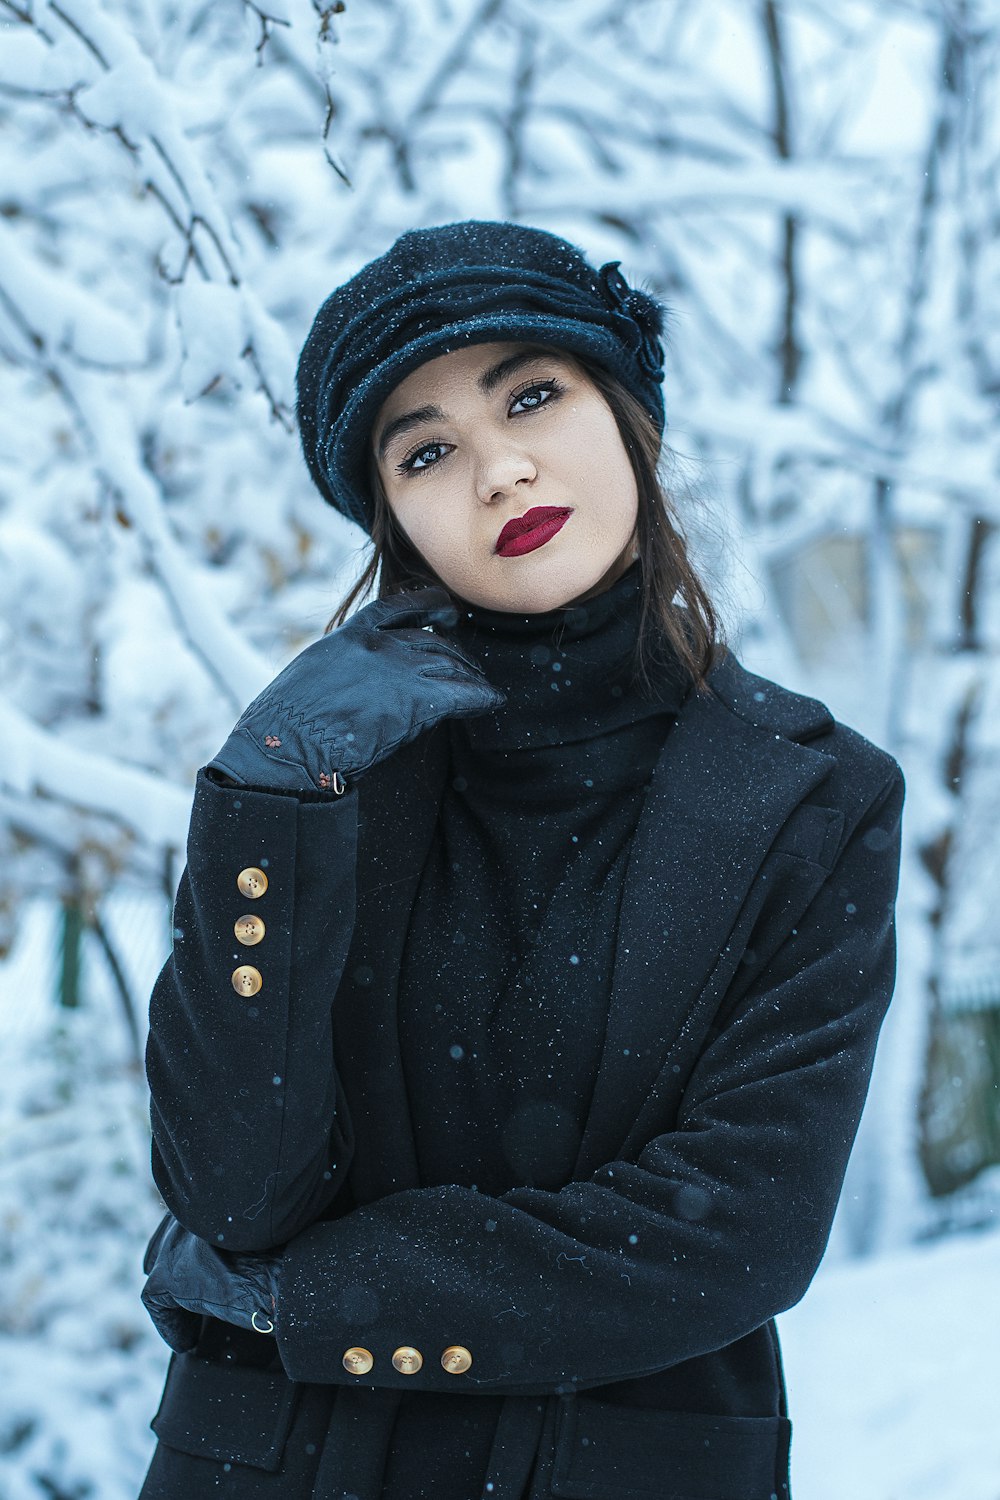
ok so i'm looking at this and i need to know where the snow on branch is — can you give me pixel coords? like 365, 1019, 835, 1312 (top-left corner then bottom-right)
0, 219, 145, 367
7, 0, 298, 424
0, 22, 81, 88
0, 246, 271, 709
0, 691, 191, 850
61, 364, 271, 712
0, 219, 269, 711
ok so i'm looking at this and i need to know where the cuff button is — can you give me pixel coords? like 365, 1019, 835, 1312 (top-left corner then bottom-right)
237, 867, 268, 899
441, 1345, 472, 1374
343, 1347, 374, 1375
392, 1346, 423, 1374
232, 965, 263, 996
235, 914, 266, 945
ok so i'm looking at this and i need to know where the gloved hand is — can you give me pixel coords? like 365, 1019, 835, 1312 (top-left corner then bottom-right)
141, 1212, 281, 1354
207, 587, 504, 796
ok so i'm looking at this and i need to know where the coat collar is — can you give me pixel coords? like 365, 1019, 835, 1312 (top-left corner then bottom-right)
704, 646, 834, 743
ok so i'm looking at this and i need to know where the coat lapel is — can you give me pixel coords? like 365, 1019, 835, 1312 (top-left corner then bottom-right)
574, 655, 837, 1175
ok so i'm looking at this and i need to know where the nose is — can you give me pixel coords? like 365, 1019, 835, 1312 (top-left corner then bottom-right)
473, 437, 537, 504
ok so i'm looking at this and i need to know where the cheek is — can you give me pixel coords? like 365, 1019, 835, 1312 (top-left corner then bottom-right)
562, 411, 638, 525
389, 489, 475, 574
397, 496, 447, 550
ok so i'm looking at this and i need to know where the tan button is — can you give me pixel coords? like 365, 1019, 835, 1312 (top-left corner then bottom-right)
342, 1346, 374, 1375
231, 965, 262, 997
237, 866, 268, 899
441, 1345, 472, 1374
235, 914, 266, 946
391, 1345, 423, 1374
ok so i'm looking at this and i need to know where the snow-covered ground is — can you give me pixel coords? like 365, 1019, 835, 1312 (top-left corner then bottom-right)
780, 1227, 1000, 1500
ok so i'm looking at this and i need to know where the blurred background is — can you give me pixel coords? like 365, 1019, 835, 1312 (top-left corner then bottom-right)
0, 1, 998, 1496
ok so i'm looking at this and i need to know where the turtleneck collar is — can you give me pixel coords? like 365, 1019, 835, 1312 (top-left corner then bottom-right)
449, 559, 690, 752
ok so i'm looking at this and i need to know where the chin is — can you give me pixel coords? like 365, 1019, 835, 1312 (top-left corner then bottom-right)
482, 572, 607, 614
440, 545, 631, 615
526, 556, 630, 611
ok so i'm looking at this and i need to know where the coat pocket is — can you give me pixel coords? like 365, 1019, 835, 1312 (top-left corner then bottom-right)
549, 1394, 791, 1500
151, 1352, 299, 1472
769, 801, 844, 870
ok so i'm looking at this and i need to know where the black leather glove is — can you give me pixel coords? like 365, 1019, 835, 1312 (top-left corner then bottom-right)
141, 1212, 281, 1354
207, 587, 505, 796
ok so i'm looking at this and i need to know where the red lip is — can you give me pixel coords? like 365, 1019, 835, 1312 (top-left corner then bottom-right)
495, 506, 572, 557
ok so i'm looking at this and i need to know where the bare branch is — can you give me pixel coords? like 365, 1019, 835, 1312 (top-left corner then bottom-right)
500, 20, 536, 218
762, 0, 802, 404
313, 0, 348, 44
240, 0, 292, 63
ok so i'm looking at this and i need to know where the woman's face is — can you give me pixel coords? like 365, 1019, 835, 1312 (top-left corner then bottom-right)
371, 341, 640, 613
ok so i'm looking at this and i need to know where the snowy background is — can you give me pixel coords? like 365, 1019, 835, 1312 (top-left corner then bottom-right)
1, 1, 998, 1496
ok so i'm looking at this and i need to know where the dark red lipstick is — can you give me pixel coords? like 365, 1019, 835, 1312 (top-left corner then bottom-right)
495, 507, 572, 558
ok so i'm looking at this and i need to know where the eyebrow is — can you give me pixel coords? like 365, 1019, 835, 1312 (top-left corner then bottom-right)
375, 403, 445, 462
374, 349, 559, 461
478, 348, 549, 397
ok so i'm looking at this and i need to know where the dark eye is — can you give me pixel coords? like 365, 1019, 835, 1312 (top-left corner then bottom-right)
398, 441, 451, 475
510, 379, 561, 415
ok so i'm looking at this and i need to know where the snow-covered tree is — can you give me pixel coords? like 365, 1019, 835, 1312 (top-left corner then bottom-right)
1, 2, 999, 1493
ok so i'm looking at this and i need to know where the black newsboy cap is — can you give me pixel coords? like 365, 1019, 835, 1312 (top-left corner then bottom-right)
296, 219, 668, 534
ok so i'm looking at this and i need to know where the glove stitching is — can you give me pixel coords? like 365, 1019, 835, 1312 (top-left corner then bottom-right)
246, 690, 501, 777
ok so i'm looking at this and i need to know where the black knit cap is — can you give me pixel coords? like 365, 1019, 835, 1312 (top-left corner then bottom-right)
296, 219, 667, 534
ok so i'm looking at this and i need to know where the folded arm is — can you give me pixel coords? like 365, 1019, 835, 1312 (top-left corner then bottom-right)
272, 768, 904, 1395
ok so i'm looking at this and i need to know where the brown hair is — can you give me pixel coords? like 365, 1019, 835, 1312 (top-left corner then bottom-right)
324, 351, 725, 693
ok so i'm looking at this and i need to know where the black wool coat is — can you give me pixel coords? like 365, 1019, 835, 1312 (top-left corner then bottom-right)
141, 647, 905, 1500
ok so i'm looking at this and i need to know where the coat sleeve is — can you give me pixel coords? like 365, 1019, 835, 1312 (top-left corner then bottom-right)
145, 768, 359, 1249
274, 764, 905, 1396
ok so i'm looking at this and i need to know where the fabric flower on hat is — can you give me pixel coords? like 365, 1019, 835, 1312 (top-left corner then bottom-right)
597, 261, 666, 381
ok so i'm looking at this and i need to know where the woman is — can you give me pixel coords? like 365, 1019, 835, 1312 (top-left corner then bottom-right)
139, 220, 905, 1500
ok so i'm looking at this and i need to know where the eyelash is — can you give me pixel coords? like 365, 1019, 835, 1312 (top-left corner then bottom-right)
394, 378, 563, 476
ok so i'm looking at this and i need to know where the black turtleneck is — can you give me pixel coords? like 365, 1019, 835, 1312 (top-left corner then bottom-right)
385, 562, 689, 1499
396, 559, 688, 1192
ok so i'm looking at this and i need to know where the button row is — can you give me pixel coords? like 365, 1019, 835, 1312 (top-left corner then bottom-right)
233, 869, 268, 995
342, 1344, 472, 1376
